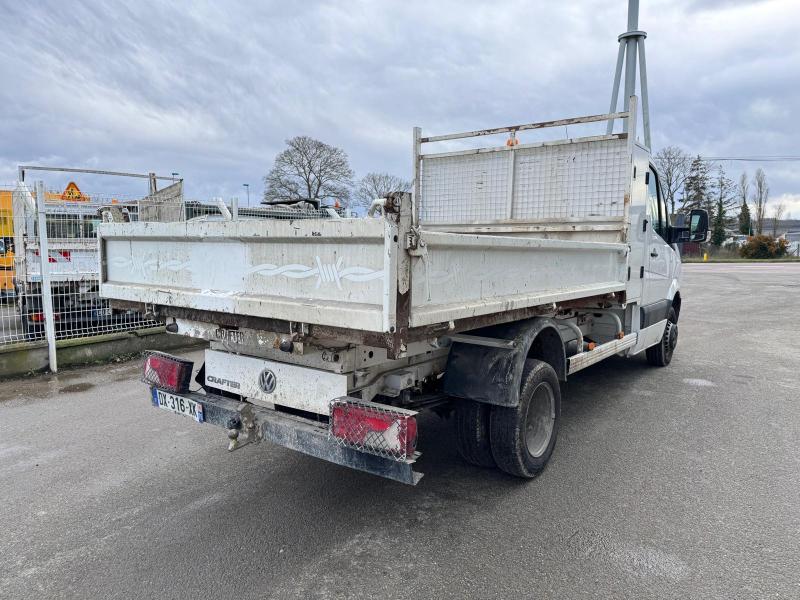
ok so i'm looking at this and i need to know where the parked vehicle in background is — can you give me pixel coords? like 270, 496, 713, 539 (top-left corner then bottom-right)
723, 233, 748, 246
99, 97, 709, 484
0, 190, 14, 302
778, 231, 800, 257
11, 182, 141, 337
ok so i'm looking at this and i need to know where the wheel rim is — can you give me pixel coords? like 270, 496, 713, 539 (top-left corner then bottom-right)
664, 320, 678, 361
524, 382, 556, 458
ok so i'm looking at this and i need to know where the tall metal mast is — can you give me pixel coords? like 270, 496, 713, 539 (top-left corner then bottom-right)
606, 0, 651, 149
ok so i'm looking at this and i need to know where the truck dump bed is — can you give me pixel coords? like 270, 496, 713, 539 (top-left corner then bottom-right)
99, 108, 634, 353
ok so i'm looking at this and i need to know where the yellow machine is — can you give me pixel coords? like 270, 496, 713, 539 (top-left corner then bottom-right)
0, 190, 14, 301
0, 182, 92, 302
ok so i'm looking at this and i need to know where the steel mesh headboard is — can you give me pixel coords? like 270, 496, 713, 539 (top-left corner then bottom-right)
418, 137, 629, 225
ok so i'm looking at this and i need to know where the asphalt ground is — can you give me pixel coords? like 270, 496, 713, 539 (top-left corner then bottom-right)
1, 263, 798, 599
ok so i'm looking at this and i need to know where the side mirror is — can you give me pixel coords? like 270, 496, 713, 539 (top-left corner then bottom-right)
689, 209, 709, 243
668, 209, 709, 244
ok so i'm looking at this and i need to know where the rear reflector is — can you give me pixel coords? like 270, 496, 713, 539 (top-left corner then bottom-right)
329, 398, 417, 461
142, 351, 193, 394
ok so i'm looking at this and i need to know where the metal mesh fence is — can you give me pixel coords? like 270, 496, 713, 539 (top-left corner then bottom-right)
0, 184, 159, 348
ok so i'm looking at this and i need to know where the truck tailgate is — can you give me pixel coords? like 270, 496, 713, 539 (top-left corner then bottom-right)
99, 218, 397, 333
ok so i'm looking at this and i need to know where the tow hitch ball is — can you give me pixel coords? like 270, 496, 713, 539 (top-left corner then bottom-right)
226, 415, 257, 451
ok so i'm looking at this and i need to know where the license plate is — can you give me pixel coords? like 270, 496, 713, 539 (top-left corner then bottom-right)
151, 389, 204, 423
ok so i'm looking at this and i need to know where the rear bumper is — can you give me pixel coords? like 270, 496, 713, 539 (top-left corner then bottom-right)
150, 387, 423, 485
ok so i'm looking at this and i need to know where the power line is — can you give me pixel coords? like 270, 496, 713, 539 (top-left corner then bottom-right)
699, 156, 800, 162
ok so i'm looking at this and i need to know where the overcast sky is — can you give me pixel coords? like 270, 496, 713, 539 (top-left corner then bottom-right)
1, 0, 798, 215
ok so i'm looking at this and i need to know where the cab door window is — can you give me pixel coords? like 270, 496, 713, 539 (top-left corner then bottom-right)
646, 167, 666, 239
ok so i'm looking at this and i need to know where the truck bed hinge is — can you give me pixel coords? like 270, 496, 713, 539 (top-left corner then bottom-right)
405, 227, 430, 300
404, 230, 419, 251
289, 321, 309, 339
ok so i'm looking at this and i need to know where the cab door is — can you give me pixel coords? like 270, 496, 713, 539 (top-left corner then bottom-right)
641, 166, 675, 307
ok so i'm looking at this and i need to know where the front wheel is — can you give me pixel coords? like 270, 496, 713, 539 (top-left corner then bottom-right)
489, 359, 561, 478
646, 307, 678, 367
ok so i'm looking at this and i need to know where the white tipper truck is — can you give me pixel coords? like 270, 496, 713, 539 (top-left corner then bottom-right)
98, 97, 709, 484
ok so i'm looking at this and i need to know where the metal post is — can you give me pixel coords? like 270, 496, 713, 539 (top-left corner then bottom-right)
628, 95, 638, 146
607, 0, 650, 147
606, 42, 625, 134
623, 0, 638, 133
35, 180, 58, 372
506, 137, 516, 219
637, 36, 651, 149
627, 1, 639, 39
412, 127, 422, 227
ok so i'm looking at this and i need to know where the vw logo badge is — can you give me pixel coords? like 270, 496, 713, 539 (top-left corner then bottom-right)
259, 369, 277, 394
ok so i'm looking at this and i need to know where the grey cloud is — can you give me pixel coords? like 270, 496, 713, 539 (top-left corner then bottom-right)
0, 0, 797, 211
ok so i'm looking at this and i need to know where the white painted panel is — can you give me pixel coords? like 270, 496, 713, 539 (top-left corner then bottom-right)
205, 349, 347, 415
100, 218, 392, 332
631, 319, 667, 354
409, 231, 627, 327
26, 242, 99, 282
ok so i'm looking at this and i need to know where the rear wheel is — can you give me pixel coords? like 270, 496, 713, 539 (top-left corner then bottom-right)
646, 307, 678, 367
490, 359, 560, 478
454, 400, 496, 468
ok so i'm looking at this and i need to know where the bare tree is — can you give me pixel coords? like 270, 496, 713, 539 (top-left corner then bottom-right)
737, 172, 749, 206
263, 136, 353, 207
751, 168, 769, 235
354, 172, 411, 212
771, 201, 786, 237
653, 146, 690, 216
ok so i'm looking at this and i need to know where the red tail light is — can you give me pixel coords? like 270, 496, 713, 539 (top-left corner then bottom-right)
330, 399, 417, 460
142, 352, 193, 393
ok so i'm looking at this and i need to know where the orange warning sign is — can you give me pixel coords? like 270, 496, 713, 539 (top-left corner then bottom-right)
59, 181, 89, 201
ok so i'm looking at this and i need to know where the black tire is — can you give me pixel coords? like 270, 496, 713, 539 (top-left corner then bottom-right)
490, 359, 560, 478
454, 400, 496, 468
646, 307, 678, 367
